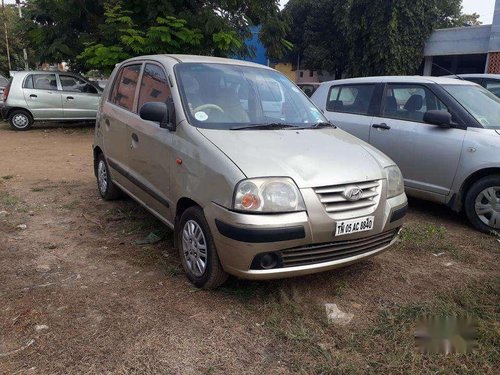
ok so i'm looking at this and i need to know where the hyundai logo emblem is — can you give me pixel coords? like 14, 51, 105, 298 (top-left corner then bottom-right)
344, 186, 363, 201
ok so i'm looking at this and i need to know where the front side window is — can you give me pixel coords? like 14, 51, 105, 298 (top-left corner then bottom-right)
110, 64, 142, 112
443, 84, 500, 129
326, 84, 375, 115
137, 63, 171, 112
60, 75, 97, 94
175, 63, 327, 129
32, 74, 58, 90
383, 84, 448, 122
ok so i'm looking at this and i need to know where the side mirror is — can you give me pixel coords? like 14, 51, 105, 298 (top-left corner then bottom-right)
140, 99, 176, 131
423, 110, 452, 128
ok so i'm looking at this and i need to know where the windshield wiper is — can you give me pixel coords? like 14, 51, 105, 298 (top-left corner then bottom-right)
231, 123, 300, 130
293, 121, 337, 130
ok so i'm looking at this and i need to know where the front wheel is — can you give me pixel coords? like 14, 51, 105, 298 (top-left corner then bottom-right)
464, 175, 500, 233
176, 207, 228, 289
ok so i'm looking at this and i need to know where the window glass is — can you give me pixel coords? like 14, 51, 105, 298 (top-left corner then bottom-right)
110, 64, 141, 111
443, 84, 500, 129
175, 63, 328, 129
137, 64, 171, 112
485, 80, 500, 98
383, 84, 449, 122
33, 74, 57, 90
23, 75, 34, 89
326, 85, 374, 115
60, 75, 97, 93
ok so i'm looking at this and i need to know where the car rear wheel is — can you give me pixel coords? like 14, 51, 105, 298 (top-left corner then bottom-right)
464, 175, 500, 233
8, 110, 33, 131
96, 153, 121, 200
176, 206, 228, 289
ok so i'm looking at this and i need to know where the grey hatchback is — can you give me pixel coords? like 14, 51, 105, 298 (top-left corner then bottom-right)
1, 71, 102, 130
312, 76, 500, 233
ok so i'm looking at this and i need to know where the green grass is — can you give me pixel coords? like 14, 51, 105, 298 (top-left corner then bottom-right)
0, 190, 19, 207
258, 279, 499, 374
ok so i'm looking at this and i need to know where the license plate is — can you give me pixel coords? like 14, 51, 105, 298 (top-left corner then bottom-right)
335, 216, 374, 236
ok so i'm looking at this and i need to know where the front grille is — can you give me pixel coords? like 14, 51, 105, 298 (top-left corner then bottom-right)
281, 229, 398, 268
314, 180, 381, 217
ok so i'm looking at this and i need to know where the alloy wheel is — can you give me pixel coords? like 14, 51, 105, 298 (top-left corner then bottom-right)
182, 220, 208, 277
97, 160, 108, 195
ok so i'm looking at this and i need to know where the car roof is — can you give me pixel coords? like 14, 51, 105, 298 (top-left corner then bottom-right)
122, 54, 273, 70
457, 73, 500, 80
319, 75, 476, 86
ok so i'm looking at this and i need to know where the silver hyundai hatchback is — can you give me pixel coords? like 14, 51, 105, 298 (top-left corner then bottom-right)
93, 55, 407, 288
1, 71, 102, 130
312, 76, 500, 233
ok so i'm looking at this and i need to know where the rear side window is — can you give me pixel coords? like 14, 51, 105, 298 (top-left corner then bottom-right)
382, 84, 449, 123
326, 84, 375, 115
31, 74, 58, 90
137, 63, 171, 113
23, 75, 34, 89
110, 64, 142, 112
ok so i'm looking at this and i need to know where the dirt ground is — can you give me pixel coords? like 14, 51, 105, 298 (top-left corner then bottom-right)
0, 121, 498, 375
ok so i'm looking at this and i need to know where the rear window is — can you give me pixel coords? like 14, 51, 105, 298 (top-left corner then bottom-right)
326, 84, 375, 115
110, 64, 142, 112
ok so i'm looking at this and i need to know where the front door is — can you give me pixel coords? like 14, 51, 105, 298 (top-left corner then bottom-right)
369, 83, 465, 197
127, 62, 174, 222
58, 74, 101, 119
22, 73, 63, 119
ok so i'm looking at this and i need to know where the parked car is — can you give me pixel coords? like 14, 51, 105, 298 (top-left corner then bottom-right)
93, 55, 407, 288
1, 71, 102, 130
0, 73, 8, 104
297, 82, 321, 97
312, 76, 500, 233
455, 74, 500, 98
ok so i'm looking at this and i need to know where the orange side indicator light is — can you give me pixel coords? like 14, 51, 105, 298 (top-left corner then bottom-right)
176, 158, 182, 165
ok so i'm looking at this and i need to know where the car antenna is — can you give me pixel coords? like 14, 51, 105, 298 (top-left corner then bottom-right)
431, 63, 465, 80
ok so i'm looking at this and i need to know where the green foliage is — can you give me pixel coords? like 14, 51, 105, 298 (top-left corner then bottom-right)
284, 0, 482, 77
18, 0, 291, 74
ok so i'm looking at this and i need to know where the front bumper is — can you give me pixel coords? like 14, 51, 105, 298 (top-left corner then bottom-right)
205, 184, 407, 280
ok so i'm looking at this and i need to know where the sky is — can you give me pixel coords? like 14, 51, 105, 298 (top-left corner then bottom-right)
2, 0, 498, 25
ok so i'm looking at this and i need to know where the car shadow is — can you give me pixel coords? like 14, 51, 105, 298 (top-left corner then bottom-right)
406, 196, 471, 229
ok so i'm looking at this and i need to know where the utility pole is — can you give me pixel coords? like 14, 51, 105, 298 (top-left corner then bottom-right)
16, 0, 28, 70
1, 0, 12, 72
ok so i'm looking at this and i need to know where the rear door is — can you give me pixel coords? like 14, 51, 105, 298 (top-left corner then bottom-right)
321, 84, 377, 142
22, 73, 63, 119
369, 83, 465, 197
100, 63, 143, 189
58, 74, 101, 119
126, 62, 174, 221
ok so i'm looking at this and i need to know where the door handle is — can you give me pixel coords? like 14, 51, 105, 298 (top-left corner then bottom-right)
66, 96, 74, 101
131, 133, 139, 143
30, 94, 37, 98
372, 123, 391, 130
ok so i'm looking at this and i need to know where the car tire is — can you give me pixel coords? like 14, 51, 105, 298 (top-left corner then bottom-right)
96, 153, 121, 200
176, 206, 228, 289
464, 175, 500, 234
8, 109, 33, 131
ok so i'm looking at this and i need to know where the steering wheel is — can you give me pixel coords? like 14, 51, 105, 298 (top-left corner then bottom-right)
193, 104, 224, 114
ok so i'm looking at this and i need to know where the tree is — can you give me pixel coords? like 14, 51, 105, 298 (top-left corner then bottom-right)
19, 0, 291, 73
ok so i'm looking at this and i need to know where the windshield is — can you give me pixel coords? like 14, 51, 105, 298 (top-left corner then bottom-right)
175, 63, 327, 129
443, 84, 500, 129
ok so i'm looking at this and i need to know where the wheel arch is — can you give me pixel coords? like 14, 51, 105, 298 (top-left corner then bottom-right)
5, 107, 34, 120
174, 197, 202, 246
458, 168, 500, 210
93, 146, 103, 177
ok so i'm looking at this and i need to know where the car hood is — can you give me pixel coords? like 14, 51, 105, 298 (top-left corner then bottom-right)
197, 127, 390, 188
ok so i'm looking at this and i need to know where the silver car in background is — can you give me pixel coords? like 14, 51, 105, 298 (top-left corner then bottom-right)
312, 76, 500, 233
93, 55, 407, 288
1, 71, 102, 130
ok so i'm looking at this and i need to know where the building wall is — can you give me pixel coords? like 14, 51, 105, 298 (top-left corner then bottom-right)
488, 52, 500, 73
274, 62, 296, 82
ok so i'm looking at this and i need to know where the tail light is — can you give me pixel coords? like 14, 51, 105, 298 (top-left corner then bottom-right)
2, 82, 10, 101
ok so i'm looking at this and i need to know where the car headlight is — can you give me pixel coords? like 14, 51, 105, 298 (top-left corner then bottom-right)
385, 165, 404, 198
233, 178, 306, 213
